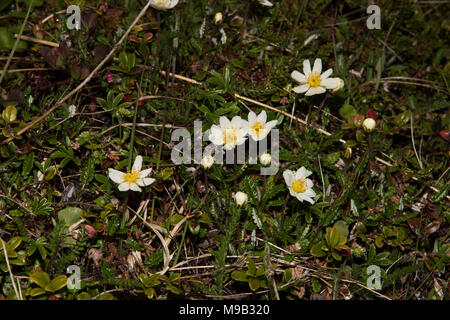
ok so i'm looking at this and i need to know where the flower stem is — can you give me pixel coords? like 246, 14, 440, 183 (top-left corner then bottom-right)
279, 193, 290, 231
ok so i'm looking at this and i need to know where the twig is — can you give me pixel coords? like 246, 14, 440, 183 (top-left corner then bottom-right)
1, 239, 20, 300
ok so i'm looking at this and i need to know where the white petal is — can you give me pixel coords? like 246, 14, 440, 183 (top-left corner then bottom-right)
291, 71, 307, 83
303, 60, 311, 76
306, 178, 314, 188
143, 178, 155, 186
293, 84, 310, 93
303, 189, 316, 198
295, 167, 307, 180
108, 168, 125, 184
321, 77, 338, 89
129, 183, 142, 192
321, 68, 333, 79
304, 169, 313, 178
264, 120, 278, 131
118, 182, 130, 191
283, 170, 295, 186
219, 116, 230, 128
305, 86, 326, 96
139, 168, 152, 178
248, 111, 257, 124
257, 111, 267, 124
312, 58, 322, 74
301, 195, 315, 204
132, 155, 142, 172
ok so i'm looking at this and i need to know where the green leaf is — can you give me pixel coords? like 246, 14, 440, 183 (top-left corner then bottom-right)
80, 156, 95, 185
144, 287, 155, 299
77, 292, 92, 300
333, 220, 349, 238
2, 105, 17, 123
339, 104, 356, 119
310, 241, 327, 257
22, 152, 34, 177
29, 271, 50, 289
248, 277, 260, 291
6, 236, 22, 251
45, 275, 67, 292
325, 227, 342, 248
30, 287, 46, 297
57, 207, 83, 226
231, 270, 247, 282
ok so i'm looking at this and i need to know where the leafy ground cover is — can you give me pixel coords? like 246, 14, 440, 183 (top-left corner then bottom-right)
0, 0, 449, 300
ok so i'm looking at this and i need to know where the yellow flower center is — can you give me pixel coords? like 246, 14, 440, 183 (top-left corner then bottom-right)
252, 121, 264, 136
124, 171, 139, 183
307, 72, 321, 88
223, 128, 238, 145
155, 0, 167, 6
292, 179, 307, 193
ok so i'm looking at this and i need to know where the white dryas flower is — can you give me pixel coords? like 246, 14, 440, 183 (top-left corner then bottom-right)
235, 192, 248, 207
258, 0, 273, 7
283, 167, 316, 204
291, 58, 338, 96
108, 155, 155, 192
209, 116, 249, 150
248, 111, 278, 141
259, 153, 272, 166
150, 0, 178, 10
201, 154, 214, 169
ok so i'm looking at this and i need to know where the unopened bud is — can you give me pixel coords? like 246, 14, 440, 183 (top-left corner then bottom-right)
259, 153, 272, 166
201, 155, 214, 169
331, 78, 344, 93
234, 192, 248, 207
214, 12, 223, 24
362, 118, 376, 132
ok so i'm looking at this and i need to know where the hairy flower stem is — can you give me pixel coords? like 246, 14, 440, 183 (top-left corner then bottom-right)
279, 193, 290, 231
313, 91, 330, 124
261, 175, 267, 199
368, 133, 373, 189
240, 2, 250, 40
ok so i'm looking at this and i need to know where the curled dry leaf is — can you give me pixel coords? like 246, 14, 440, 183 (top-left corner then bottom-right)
88, 248, 103, 268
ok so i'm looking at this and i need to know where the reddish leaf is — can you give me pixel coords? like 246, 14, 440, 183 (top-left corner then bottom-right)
366, 109, 377, 121
439, 130, 450, 142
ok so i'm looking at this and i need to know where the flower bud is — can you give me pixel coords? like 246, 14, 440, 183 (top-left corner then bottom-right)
234, 192, 248, 207
331, 77, 344, 93
201, 155, 214, 169
259, 153, 272, 166
362, 118, 376, 132
344, 147, 352, 159
214, 12, 223, 24
353, 114, 364, 128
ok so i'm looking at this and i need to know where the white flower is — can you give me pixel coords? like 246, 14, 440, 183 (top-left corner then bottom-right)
331, 77, 345, 93
247, 111, 277, 141
362, 118, 376, 132
234, 192, 248, 207
209, 116, 249, 150
258, 0, 273, 7
201, 155, 214, 169
149, 0, 178, 10
108, 155, 155, 192
283, 167, 316, 204
291, 58, 338, 96
259, 153, 272, 166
